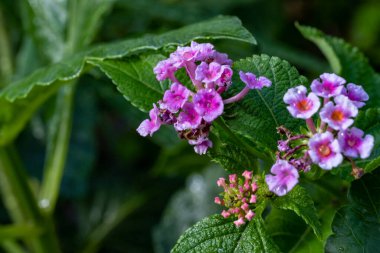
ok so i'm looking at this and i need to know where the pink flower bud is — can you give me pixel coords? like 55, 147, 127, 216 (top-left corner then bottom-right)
249, 195, 257, 204
234, 217, 245, 227
214, 197, 222, 205
245, 210, 255, 221
221, 210, 231, 218
217, 178, 226, 187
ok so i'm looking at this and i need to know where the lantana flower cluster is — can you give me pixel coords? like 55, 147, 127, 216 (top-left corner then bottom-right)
214, 171, 258, 227
265, 73, 374, 196
137, 41, 271, 154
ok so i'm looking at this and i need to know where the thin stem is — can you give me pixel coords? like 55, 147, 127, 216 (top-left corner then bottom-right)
223, 86, 250, 104
0, 7, 13, 84
39, 84, 75, 215
305, 118, 317, 134
0, 147, 61, 253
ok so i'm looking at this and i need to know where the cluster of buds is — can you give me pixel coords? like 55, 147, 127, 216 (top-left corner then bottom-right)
137, 41, 271, 154
266, 73, 374, 196
215, 171, 258, 227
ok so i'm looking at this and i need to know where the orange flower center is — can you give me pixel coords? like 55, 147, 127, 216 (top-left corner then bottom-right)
296, 99, 311, 111
331, 110, 344, 122
318, 144, 331, 157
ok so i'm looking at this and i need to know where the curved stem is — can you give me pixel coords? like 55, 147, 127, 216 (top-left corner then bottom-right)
39, 84, 75, 215
223, 86, 250, 104
305, 118, 317, 134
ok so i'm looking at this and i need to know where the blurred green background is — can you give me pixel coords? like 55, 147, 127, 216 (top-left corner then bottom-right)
0, 0, 379, 252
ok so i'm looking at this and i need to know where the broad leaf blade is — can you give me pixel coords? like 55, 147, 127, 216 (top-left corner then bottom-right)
272, 185, 322, 240
224, 54, 307, 151
171, 215, 280, 253
88, 55, 165, 112
0, 16, 255, 146
325, 167, 380, 252
24, 0, 67, 62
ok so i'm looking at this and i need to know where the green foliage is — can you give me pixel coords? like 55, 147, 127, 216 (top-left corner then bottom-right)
272, 185, 322, 240
325, 167, 380, 252
171, 214, 280, 253
296, 23, 380, 108
89, 55, 165, 112
0, 16, 255, 146
224, 54, 308, 151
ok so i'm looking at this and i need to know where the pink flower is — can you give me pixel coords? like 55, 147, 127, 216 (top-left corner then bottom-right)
265, 159, 299, 196
191, 41, 215, 61
283, 85, 321, 119
174, 102, 202, 130
211, 51, 232, 66
189, 136, 213, 155
239, 71, 272, 90
195, 62, 232, 87
193, 89, 224, 122
311, 73, 346, 98
308, 132, 343, 170
153, 59, 177, 81
161, 83, 190, 113
136, 104, 162, 137
338, 127, 374, 159
320, 95, 358, 130
342, 83, 369, 108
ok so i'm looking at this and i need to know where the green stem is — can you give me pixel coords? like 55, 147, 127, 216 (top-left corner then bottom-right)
0, 147, 61, 253
81, 195, 147, 253
0, 7, 13, 85
39, 84, 75, 215
214, 118, 274, 162
2, 240, 26, 253
0, 224, 41, 242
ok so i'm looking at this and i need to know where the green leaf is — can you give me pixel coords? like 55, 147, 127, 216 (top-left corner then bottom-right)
66, 0, 115, 52
272, 185, 322, 240
171, 214, 280, 253
296, 23, 380, 108
224, 54, 308, 151
325, 167, 380, 252
0, 16, 255, 146
88, 54, 165, 112
24, 0, 67, 62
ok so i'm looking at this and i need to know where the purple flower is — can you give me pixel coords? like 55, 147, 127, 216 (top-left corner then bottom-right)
189, 136, 213, 155
308, 132, 343, 170
338, 127, 374, 159
265, 159, 299, 196
195, 62, 232, 88
161, 83, 191, 113
311, 73, 346, 98
342, 83, 369, 108
320, 95, 358, 130
137, 104, 162, 137
191, 41, 215, 61
174, 102, 202, 130
239, 71, 272, 90
283, 85, 321, 119
211, 51, 233, 66
153, 59, 177, 81
193, 89, 224, 122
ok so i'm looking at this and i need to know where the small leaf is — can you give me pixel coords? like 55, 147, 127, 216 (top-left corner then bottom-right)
224, 54, 308, 151
171, 214, 280, 253
296, 23, 380, 108
272, 185, 322, 240
325, 167, 380, 253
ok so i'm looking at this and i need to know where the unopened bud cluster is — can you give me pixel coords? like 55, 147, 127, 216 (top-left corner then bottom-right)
215, 171, 258, 227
